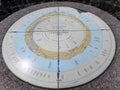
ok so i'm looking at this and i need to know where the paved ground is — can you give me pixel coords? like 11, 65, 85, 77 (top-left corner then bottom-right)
0, 2, 120, 90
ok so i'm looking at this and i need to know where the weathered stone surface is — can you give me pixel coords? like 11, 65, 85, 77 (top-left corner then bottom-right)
0, 2, 120, 90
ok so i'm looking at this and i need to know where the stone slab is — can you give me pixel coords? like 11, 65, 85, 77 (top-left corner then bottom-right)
0, 2, 120, 90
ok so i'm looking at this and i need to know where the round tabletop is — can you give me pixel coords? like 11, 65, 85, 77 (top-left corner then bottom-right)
0, 2, 120, 90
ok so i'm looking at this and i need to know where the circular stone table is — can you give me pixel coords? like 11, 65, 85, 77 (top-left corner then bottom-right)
0, 2, 120, 90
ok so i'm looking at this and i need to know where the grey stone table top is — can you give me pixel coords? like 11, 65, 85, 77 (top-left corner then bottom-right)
0, 2, 120, 90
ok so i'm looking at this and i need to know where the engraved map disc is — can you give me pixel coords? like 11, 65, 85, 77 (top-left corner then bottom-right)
2, 7, 116, 89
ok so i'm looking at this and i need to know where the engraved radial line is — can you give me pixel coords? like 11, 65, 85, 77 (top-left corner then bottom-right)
7, 29, 110, 33
57, 6, 60, 88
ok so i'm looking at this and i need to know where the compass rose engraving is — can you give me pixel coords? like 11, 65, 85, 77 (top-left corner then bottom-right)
2, 7, 115, 89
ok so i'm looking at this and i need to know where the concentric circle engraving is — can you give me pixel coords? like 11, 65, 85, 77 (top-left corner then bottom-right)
25, 14, 91, 60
